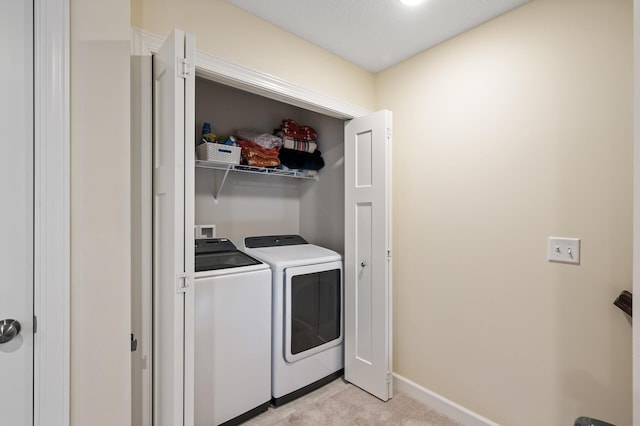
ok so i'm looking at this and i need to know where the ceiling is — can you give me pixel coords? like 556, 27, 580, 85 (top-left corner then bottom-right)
225, 0, 530, 73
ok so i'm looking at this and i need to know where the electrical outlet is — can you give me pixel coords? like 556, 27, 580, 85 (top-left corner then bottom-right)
195, 224, 216, 239
548, 237, 580, 264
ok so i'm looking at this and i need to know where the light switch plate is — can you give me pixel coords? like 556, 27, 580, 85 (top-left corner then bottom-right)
548, 237, 580, 264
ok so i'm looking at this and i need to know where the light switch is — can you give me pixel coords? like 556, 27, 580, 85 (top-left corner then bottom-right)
548, 237, 580, 264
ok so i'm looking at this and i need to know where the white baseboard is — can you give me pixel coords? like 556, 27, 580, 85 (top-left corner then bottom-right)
393, 373, 500, 426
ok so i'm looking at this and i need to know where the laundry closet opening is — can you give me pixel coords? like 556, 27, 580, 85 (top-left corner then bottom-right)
132, 30, 392, 426
194, 77, 346, 253
192, 76, 349, 420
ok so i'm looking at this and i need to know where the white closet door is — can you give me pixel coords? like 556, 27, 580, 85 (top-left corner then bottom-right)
344, 110, 393, 401
0, 0, 33, 424
153, 28, 195, 426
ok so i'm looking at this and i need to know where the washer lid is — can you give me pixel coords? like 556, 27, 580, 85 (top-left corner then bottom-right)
195, 238, 263, 272
195, 238, 238, 254
244, 243, 342, 266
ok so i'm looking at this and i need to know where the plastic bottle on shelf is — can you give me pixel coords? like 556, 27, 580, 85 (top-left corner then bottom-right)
202, 122, 216, 143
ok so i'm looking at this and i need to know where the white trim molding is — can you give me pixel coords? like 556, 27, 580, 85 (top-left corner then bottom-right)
633, 1, 640, 425
393, 373, 500, 426
34, 0, 70, 425
131, 27, 371, 120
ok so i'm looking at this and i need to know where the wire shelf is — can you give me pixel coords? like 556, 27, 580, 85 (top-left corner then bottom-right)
195, 160, 318, 202
195, 160, 319, 180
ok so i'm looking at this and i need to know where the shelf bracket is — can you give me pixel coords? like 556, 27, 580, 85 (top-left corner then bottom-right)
213, 165, 232, 202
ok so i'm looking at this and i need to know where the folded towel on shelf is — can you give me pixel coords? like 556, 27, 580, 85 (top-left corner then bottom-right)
282, 136, 317, 153
237, 138, 280, 167
278, 148, 324, 171
243, 153, 280, 168
236, 138, 280, 156
275, 119, 317, 141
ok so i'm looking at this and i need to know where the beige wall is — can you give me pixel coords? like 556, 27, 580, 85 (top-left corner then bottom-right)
131, 0, 375, 112
376, 0, 632, 425
70, 0, 131, 424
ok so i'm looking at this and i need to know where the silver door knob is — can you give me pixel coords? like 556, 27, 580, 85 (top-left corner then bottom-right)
0, 319, 21, 344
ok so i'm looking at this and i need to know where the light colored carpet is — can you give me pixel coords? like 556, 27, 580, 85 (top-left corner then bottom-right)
244, 379, 460, 426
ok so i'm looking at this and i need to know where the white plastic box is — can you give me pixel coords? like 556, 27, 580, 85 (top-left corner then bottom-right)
196, 142, 241, 165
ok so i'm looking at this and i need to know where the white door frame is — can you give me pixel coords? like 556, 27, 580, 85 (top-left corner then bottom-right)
634, 1, 640, 424
635, 1, 640, 425
33, 0, 70, 425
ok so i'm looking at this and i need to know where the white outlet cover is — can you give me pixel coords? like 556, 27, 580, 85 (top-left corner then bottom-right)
195, 224, 216, 239
548, 237, 580, 264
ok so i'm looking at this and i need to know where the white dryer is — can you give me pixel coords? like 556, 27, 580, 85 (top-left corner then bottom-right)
244, 235, 343, 406
194, 238, 271, 425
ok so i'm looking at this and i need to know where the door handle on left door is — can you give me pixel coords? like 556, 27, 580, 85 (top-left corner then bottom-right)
0, 319, 21, 344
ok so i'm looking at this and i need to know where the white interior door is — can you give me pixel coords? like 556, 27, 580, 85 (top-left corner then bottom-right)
0, 0, 34, 424
153, 28, 195, 426
344, 110, 393, 401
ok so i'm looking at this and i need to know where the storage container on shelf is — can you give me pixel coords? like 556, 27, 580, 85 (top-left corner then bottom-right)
196, 142, 241, 165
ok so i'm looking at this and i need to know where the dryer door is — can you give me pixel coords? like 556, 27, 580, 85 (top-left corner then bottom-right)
284, 260, 343, 363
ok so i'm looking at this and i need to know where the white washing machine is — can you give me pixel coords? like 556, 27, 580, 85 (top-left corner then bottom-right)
243, 235, 344, 406
194, 238, 271, 425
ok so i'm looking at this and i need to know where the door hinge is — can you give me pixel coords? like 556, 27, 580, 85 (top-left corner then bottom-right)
386, 373, 393, 384
387, 249, 392, 259
176, 273, 190, 293
386, 127, 392, 141
131, 333, 138, 352
33, 315, 37, 333
177, 57, 190, 79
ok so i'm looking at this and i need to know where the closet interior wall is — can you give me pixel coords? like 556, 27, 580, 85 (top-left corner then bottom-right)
195, 78, 346, 253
